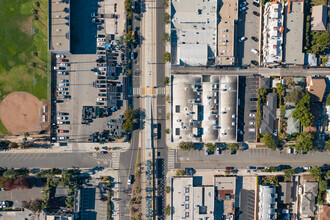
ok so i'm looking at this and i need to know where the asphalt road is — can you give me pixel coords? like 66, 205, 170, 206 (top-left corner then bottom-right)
0, 152, 112, 168
174, 148, 330, 170
172, 66, 330, 76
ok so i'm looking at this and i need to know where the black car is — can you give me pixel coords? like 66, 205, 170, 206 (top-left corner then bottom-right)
251, 60, 259, 66
250, 109, 257, 113
276, 165, 292, 171
251, 36, 259, 42
250, 98, 258, 101
253, 2, 260, 7
253, 11, 260, 16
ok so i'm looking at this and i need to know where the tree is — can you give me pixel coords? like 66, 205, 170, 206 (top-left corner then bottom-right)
60, 173, 72, 186
164, 205, 171, 216
162, 32, 170, 43
163, 0, 169, 8
34, 1, 46, 15
326, 170, 330, 179
165, 186, 171, 193
227, 143, 239, 153
285, 87, 304, 104
163, 52, 171, 63
175, 169, 186, 177
94, 147, 100, 151
163, 76, 170, 85
163, 13, 170, 24
165, 128, 170, 134
327, 94, 330, 106
262, 134, 277, 150
205, 143, 216, 152
3, 168, 19, 179
13, 176, 30, 189
309, 166, 322, 179
322, 56, 328, 65
325, 141, 330, 152
284, 169, 295, 177
123, 108, 134, 131
292, 93, 313, 127
29, 199, 43, 213
295, 132, 314, 153
8, 142, 18, 149
319, 179, 327, 192
179, 142, 194, 151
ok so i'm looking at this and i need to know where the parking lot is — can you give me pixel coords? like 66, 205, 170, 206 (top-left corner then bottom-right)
52, 0, 128, 146
237, 0, 261, 66
243, 76, 259, 142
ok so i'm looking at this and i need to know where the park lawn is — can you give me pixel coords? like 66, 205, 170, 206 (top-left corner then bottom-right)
0, 119, 10, 135
0, 0, 48, 101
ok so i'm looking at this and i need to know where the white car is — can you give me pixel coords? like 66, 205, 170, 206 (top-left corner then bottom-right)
97, 38, 105, 42
56, 54, 65, 58
254, 0, 260, 3
97, 55, 106, 59
287, 148, 292, 154
97, 98, 106, 101
60, 63, 69, 67
95, 72, 105, 76
98, 67, 106, 71
60, 79, 69, 83
54, 66, 60, 70
249, 121, 255, 125
57, 121, 64, 125
97, 42, 106, 46
303, 166, 312, 170
248, 128, 255, 132
249, 113, 256, 117
58, 83, 69, 87
239, 36, 247, 42
59, 136, 69, 140
57, 116, 68, 120
298, 185, 302, 194
57, 87, 68, 91
58, 71, 68, 75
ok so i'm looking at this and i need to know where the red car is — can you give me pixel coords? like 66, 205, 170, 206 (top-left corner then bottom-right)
58, 130, 69, 133
100, 197, 107, 201
60, 58, 69, 62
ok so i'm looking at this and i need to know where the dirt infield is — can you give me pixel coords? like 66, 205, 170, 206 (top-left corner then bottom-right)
0, 92, 45, 135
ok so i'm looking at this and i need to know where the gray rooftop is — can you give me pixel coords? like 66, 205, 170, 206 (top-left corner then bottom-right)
259, 185, 277, 220
260, 93, 277, 134
172, 75, 238, 143
171, 0, 218, 66
50, 0, 70, 53
279, 182, 293, 204
284, 0, 305, 65
285, 109, 300, 135
311, 5, 328, 31
301, 182, 318, 217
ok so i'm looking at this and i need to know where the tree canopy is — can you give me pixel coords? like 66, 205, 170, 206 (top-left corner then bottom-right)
309, 166, 322, 178
179, 142, 194, 151
295, 132, 314, 153
285, 87, 304, 104
227, 143, 239, 153
292, 93, 313, 127
262, 134, 277, 150
205, 143, 216, 152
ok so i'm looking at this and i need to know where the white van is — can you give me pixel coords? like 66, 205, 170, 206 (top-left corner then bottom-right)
251, 49, 259, 55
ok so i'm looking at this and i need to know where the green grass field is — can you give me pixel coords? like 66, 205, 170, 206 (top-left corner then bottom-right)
0, 0, 48, 134
0, 0, 48, 101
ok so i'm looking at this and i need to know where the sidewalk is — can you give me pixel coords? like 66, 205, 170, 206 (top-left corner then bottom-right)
0, 142, 130, 154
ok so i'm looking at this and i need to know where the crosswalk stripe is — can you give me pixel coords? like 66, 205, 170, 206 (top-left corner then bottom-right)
168, 149, 175, 170
156, 87, 166, 94
111, 152, 120, 169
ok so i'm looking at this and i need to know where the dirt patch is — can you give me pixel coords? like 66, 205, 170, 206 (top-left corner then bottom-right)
20, 17, 32, 35
0, 92, 47, 135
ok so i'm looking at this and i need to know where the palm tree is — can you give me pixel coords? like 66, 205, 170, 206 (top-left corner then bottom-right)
32, 15, 45, 26
34, 2, 46, 15
32, 51, 47, 63
30, 62, 46, 71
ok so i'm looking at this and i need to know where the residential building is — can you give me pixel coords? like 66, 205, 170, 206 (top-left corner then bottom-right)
311, 5, 328, 31
260, 77, 271, 89
50, 0, 71, 53
306, 53, 319, 66
304, 77, 326, 132
327, 188, 330, 203
216, 0, 238, 66
172, 75, 238, 144
260, 93, 277, 134
171, 0, 218, 66
285, 109, 300, 135
214, 176, 236, 219
258, 185, 277, 220
284, 0, 305, 65
263, 0, 284, 65
319, 205, 330, 220
279, 182, 293, 204
301, 182, 318, 217
171, 177, 215, 220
